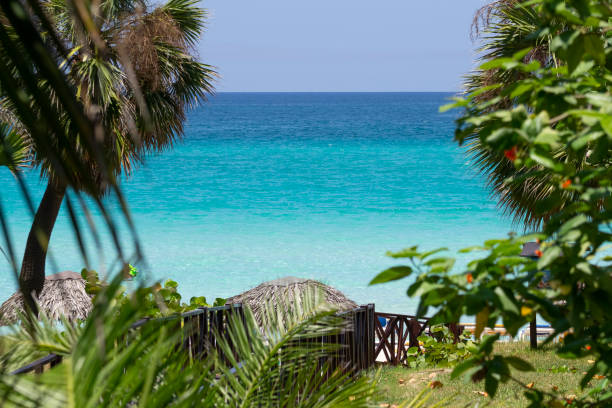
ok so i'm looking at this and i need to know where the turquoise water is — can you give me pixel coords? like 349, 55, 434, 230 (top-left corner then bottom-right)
0, 93, 515, 313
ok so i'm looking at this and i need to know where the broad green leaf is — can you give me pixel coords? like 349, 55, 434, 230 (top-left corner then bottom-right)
534, 128, 560, 148
408, 281, 446, 298
583, 33, 605, 65
418, 248, 448, 260
459, 245, 486, 253
485, 128, 516, 143
369, 266, 413, 285
475, 307, 490, 339
505, 356, 535, 371
494, 287, 519, 315
512, 48, 532, 61
439, 98, 467, 113
497, 256, 526, 267
424, 257, 455, 273
485, 376, 499, 398
599, 116, 612, 137
571, 60, 595, 77
451, 358, 478, 380
570, 132, 603, 150
537, 246, 562, 269
559, 214, 588, 237
480, 57, 514, 70
386, 246, 419, 259
529, 150, 562, 171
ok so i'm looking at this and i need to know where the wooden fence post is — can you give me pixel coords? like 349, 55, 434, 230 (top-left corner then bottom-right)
530, 318, 537, 349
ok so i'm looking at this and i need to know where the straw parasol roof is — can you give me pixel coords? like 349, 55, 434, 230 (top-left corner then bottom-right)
520, 242, 541, 258
0, 271, 92, 325
225, 276, 358, 324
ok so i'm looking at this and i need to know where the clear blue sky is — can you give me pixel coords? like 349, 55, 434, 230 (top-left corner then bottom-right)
197, 1, 488, 92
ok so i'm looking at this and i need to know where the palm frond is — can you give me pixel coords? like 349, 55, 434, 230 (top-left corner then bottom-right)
0, 124, 30, 172
214, 289, 375, 407
0, 278, 379, 407
462, 1, 567, 230
0, 275, 215, 407
160, 0, 207, 48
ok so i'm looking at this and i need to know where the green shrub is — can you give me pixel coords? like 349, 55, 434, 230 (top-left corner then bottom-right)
372, 0, 612, 406
405, 326, 474, 369
81, 268, 226, 318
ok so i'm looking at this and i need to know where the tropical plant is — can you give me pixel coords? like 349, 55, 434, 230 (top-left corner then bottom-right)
0, 124, 29, 172
466, 0, 570, 230
0, 277, 217, 407
81, 268, 226, 317
404, 326, 474, 369
0, 277, 377, 407
0, 3, 386, 405
0, 0, 215, 312
372, 0, 612, 406
215, 290, 376, 407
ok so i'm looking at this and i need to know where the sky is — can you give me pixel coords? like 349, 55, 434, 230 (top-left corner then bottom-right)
197, 1, 489, 92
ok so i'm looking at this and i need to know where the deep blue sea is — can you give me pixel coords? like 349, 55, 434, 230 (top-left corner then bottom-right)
0, 93, 515, 313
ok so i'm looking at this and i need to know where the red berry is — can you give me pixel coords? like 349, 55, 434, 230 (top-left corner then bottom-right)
504, 146, 518, 161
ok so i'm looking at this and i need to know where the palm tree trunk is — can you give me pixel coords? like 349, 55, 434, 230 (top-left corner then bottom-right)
19, 180, 66, 313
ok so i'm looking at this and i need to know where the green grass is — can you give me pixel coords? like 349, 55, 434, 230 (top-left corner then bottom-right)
370, 342, 600, 407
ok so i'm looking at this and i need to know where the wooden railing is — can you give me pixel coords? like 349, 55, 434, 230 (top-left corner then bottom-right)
374, 312, 463, 365
12, 303, 377, 376
10, 353, 63, 375
11, 304, 245, 375
318, 304, 376, 376
13, 305, 462, 374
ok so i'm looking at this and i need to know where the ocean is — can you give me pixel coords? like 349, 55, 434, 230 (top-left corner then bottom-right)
0, 93, 515, 313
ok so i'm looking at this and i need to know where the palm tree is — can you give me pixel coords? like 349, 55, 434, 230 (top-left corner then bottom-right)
0, 0, 215, 311
463, 1, 574, 230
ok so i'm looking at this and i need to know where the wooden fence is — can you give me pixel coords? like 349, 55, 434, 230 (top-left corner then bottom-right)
11, 304, 245, 375
318, 304, 376, 376
374, 311, 463, 365
12, 303, 378, 376
13, 304, 464, 374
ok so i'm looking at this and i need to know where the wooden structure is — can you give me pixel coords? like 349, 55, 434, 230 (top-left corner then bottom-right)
11, 304, 245, 375
318, 304, 376, 374
13, 303, 468, 374
12, 303, 378, 376
521, 241, 541, 350
374, 312, 463, 365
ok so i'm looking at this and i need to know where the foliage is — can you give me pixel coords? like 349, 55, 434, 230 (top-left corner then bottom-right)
0, 0, 381, 406
0, 123, 29, 172
0, 0, 216, 311
466, 0, 557, 230
0, 276, 217, 407
372, 0, 612, 406
405, 326, 474, 369
81, 268, 225, 318
1, 0, 216, 192
214, 289, 376, 407
0, 275, 378, 407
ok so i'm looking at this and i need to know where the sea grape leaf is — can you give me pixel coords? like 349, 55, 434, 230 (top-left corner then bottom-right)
538, 246, 562, 269
494, 287, 520, 315
475, 307, 490, 339
386, 246, 419, 259
505, 356, 535, 372
369, 266, 413, 285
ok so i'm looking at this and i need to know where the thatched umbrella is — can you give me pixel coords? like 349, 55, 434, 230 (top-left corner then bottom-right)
225, 276, 358, 324
0, 271, 92, 325
520, 241, 541, 259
